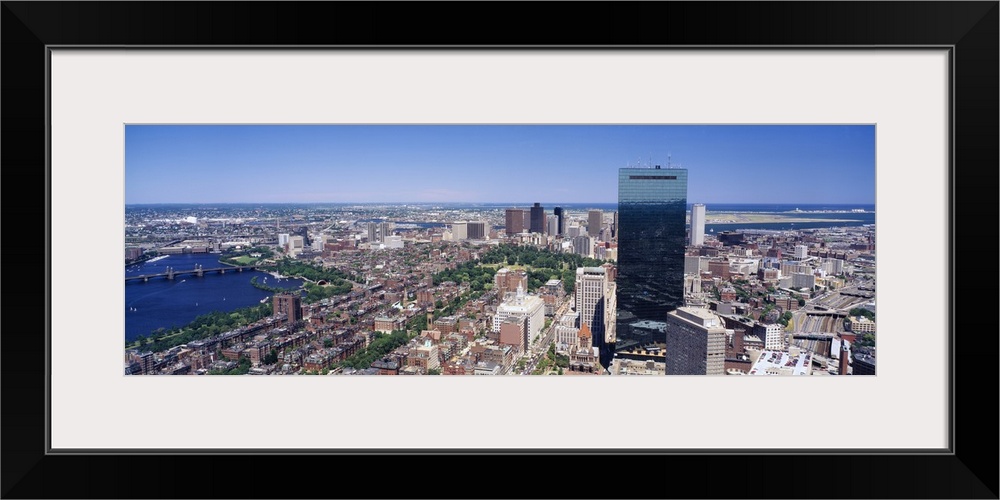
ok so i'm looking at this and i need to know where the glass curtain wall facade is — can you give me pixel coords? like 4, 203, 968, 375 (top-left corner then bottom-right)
612, 167, 688, 368
530, 203, 546, 234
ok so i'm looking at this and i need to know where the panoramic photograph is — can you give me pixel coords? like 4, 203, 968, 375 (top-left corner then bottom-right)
124, 124, 876, 376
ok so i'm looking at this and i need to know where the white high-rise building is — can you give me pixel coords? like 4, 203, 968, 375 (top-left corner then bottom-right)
547, 215, 559, 237
451, 221, 468, 240
492, 284, 546, 345
690, 203, 706, 246
794, 244, 809, 259
764, 323, 785, 351
575, 267, 608, 345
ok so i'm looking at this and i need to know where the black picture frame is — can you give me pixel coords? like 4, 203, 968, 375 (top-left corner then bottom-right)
3, 2, 997, 498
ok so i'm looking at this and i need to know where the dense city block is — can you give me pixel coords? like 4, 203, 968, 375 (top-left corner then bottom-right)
125, 193, 876, 376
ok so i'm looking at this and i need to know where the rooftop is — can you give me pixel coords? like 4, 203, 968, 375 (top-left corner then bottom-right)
748, 350, 812, 376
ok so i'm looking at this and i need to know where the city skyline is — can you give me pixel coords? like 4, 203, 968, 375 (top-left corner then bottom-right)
125, 125, 876, 205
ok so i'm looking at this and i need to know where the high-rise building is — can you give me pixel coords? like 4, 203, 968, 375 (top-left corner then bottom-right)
572, 235, 592, 258
763, 323, 785, 351
794, 244, 809, 259
273, 293, 303, 324
588, 210, 603, 237
575, 267, 617, 357
367, 222, 393, 243
664, 307, 727, 375
288, 235, 304, 256
451, 221, 468, 240
690, 203, 706, 246
547, 215, 559, 237
553, 207, 565, 235
498, 316, 528, 355
297, 227, 311, 248
530, 202, 546, 234
467, 221, 486, 240
615, 166, 688, 361
492, 284, 545, 345
505, 209, 526, 236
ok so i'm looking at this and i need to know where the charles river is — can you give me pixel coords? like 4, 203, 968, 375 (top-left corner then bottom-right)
125, 253, 303, 342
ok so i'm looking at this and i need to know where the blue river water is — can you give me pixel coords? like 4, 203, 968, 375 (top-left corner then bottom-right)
125, 253, 303, 342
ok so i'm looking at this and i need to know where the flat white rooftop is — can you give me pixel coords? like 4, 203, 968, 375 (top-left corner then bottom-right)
749, 350, 812, 376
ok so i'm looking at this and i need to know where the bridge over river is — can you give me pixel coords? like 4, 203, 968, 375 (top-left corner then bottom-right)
125, 264, 257, 282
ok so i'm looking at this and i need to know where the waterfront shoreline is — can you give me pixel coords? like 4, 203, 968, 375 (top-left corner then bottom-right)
705, 214, 861, 224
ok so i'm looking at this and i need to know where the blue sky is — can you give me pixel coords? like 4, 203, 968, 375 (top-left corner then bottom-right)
125, 125, 875, 204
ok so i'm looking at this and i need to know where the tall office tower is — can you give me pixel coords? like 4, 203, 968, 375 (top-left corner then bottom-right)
547, 215, 559, 237
615, 166, 688, 363
505, 208, 525, 236
573, 235, 592, 258
611, 211, 618, 240
367, 222, 392, 243
530, 202, 546, 234
298, 226, 311, 247
273, 293, 303, 325
553, 207, 565, 235
575, 267, 609, 355
588, 210, 603, 237
451, 221, 468, 240
467, 221, 486, 240
664, 307, 727, 375
690, 203, 706, 246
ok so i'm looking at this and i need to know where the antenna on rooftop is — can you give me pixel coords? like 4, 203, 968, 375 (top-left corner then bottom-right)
667, 153, 672, 168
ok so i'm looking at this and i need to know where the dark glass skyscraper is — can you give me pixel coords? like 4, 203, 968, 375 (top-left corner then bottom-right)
529, 202, 545, 234
553, 207, 565, 235
611, 166, 688, 367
